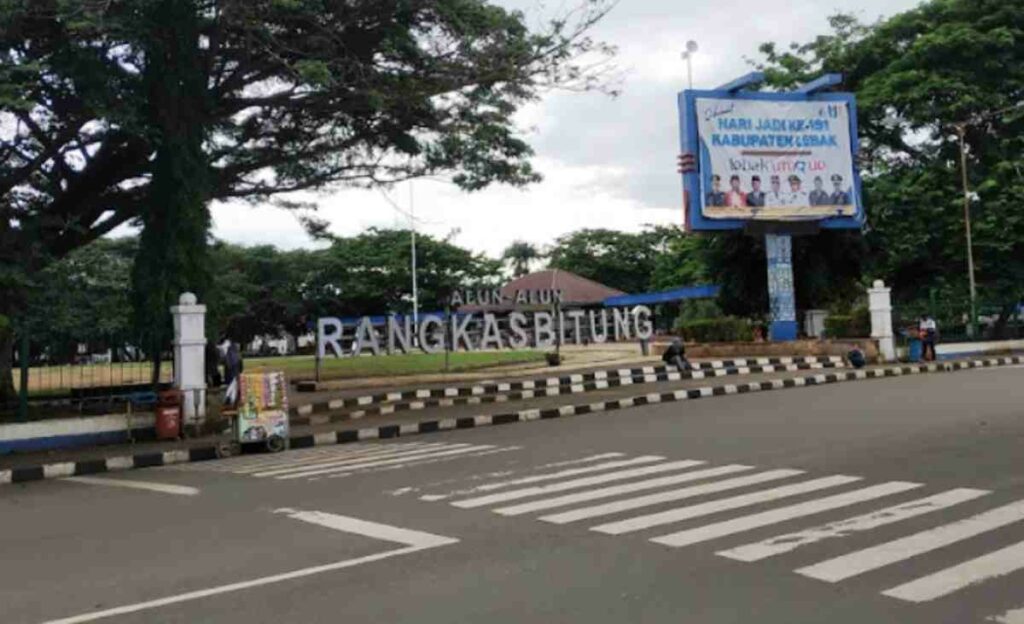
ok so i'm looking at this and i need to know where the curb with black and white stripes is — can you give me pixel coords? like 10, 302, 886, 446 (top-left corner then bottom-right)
2, 356, 1016, 487
290, 360, 846, 427
291, 356, 845, 421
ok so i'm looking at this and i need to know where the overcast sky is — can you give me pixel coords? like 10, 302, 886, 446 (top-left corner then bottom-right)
199, 0, 923, 258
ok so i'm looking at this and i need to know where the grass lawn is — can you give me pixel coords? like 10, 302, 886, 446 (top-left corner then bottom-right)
247, 350, 546, 381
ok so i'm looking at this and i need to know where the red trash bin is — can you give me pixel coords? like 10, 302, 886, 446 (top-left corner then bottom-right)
155, 390, 182, 440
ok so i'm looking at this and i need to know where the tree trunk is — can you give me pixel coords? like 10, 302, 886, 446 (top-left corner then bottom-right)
0, 325, 15, 405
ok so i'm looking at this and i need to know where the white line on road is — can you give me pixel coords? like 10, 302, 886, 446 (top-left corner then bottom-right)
66, 477, 200, 496
273, 508, 459, 548
252, 443, 474, 477
590, 475, 861, 535
40, 511, 458, 624
989, 607, 1024, 623
535, 452, 627, 468
539, 469, 804, 525
323, 446, 523, 479
796, 499, 1024, 583
227, 443, 431, 473
881, 539, 1024, 603
450, 459, 705, 509
494, 464, 756, 516
275, 445, 498, 480
719, 488, 989, 562
422, 455, 666, 501
651, 481, 923, 548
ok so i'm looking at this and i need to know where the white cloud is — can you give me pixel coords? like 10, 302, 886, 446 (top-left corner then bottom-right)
207, 0, 922, 257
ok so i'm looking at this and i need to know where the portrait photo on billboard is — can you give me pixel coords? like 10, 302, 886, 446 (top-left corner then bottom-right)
678, 91, 863, 230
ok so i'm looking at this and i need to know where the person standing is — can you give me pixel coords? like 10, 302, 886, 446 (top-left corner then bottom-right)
706, 174, 726, 206
724, 174, 746, 208
746, 175, 765, 209
808, 176, 830, 205
919, 314, 938, 361
767, 175, 787, 206
223, 341, 245, 405
786, 175, 808, 206
830, 174, 851, 205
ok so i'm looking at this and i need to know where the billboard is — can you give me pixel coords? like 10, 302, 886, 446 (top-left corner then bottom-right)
679, 90, 863, 231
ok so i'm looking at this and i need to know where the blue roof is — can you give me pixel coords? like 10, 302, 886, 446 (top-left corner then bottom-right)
603, 285, 721, 307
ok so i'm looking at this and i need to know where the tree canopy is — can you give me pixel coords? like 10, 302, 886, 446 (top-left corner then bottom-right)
0, 0, 615, 399
750, 0, 1024, 328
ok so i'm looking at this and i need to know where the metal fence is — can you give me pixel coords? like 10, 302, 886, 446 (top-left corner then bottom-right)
10, 343, 173, 398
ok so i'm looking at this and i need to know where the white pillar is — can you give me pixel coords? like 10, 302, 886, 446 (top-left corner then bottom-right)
868, 280, 895, 362
171, 292, 206, 424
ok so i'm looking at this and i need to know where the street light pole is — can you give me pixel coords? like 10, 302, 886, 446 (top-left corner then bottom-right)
955, 123, 978, 338
681, 40, 698, 90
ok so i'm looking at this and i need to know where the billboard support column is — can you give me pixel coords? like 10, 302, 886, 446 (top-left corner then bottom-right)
765, 234, 797, 341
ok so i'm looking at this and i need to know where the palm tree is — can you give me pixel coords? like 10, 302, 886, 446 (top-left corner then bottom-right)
502, 241, 541, 277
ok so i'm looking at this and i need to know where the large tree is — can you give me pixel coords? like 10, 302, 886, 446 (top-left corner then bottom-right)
751, 2, 1024, 331
0, 0, 615, 399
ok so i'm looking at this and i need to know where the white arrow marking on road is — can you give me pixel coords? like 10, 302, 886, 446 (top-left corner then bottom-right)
882, 539, 1024, 603
719, 488, 989, 562
40, 510, 458, 624
66, 477, 199, 496
272, 508, 459, 548
651, 481, 923, 548
796, 498, 1024, 583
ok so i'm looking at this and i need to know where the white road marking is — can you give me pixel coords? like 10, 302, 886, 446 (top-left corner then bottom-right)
882, 539, 1024, 602
227, 443, 431, 473
450, 459, 706, 509
590, 475, 861, 535
421, 456, 665, 502
651, 481, 923, 548
535, 453, 627, 468
540, 469, 804, 525
273, 508, 459, 548
989, 607, 1024, 623
323, 446, 522, 479
796, 499, 1024, 583
66, 477, 199, 496
719, 488, 989, 562
252, 443, 471, 477
42, 511, 457, 624
275, 445, 498, 480
494, 464, 756, 516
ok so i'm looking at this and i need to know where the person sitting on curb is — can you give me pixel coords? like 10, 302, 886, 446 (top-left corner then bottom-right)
662, 338, 692, 373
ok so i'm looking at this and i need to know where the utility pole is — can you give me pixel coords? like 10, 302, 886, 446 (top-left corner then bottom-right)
955, 123, 978, 338
409, 182, 420, 341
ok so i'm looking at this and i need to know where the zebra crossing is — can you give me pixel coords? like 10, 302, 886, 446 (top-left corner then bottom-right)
412, 451, 1024, 610
169, 441, 521, 480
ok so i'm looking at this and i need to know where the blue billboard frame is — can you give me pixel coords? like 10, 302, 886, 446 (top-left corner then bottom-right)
678, 88, 865, 231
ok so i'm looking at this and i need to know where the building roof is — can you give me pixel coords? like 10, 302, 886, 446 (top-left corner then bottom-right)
502, 269, 625, 305
603, 284, 721, 307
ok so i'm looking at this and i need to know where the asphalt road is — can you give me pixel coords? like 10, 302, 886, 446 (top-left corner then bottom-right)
3, 365, 1024, 624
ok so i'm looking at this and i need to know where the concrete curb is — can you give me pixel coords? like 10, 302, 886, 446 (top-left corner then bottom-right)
291, 356, 844, 419
286, 357, 1020, 448
2, 356, 1015, 487
290, 361, 845, 427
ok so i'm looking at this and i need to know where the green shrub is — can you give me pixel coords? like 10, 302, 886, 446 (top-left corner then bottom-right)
675, 317, 753, 343
824, 307, 870, 338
